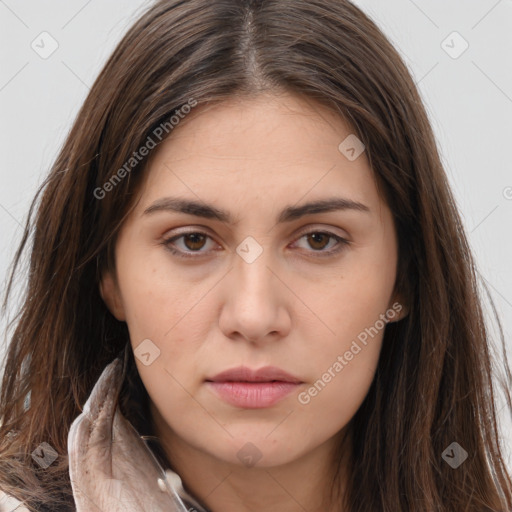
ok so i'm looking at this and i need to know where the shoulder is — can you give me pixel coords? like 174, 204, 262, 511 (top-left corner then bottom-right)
0, 489, 31, 512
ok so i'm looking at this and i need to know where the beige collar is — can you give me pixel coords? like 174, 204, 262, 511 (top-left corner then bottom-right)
67, 355, 208, 512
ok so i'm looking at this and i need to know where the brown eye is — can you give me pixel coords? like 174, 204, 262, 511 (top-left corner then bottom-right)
293, 230, 350, 257
162, 231, 218, 258
182, 233, 207, 251
306, 232, 331, 251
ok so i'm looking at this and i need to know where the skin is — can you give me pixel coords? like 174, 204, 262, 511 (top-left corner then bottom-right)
100, 91, 407, 512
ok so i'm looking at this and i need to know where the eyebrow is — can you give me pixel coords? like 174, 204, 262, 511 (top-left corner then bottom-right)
143, 196, 370, 224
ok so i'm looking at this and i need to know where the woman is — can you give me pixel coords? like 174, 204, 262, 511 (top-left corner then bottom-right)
1, 0, 511, 510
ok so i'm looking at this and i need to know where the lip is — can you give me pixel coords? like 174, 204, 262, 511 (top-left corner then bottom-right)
205, 366, 303, 408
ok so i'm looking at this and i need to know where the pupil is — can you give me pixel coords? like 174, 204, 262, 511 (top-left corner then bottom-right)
185, 233, 205, 250
309, 233, 327, 250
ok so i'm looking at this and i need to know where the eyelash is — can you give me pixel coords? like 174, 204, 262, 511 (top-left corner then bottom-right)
161, 229, 350, 259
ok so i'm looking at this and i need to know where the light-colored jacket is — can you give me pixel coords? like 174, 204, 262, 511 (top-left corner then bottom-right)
0, 356, 208, 511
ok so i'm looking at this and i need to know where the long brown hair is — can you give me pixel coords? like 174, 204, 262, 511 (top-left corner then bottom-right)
1, 0, 511, 510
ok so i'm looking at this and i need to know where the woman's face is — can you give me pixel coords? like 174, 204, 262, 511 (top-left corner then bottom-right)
101, 92, 404, 469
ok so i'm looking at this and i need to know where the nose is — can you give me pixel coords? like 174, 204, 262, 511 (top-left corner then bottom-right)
217, 244, 292, 344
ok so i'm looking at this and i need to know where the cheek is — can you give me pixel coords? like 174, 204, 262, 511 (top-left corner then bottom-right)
115, 245, 208, 343
114, 254, 217, 400
317, 258, 396, 347
296, 248, 395, 414
338, 238, 397, 329
295, 317, 384, 444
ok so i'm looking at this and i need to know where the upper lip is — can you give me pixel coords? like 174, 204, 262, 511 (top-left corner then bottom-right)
206, 366, 302, 383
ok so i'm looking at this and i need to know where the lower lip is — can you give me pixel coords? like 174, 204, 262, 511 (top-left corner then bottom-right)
206, 381, 301, 408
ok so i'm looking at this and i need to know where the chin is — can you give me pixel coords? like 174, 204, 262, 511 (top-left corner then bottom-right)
204, 430, 305, 469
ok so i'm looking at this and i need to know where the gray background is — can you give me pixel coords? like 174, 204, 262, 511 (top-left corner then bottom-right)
1, 0, 511, 465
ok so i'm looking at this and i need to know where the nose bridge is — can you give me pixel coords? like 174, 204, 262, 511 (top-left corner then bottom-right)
218, 234, 289, 342
232, 234, 275, 297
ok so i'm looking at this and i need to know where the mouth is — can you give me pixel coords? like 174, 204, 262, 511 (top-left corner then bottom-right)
205, 366, 303, 409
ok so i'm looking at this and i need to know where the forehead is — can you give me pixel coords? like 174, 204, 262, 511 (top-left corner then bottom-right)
134, 92, 383, 218
154, 93, 356, 162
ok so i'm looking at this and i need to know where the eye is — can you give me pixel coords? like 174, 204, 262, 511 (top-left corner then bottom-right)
162, 228, 350, 259
291, 230, 350, 256
162, 231, 219, 258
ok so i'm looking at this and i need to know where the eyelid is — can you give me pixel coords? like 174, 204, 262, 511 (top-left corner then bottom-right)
293, 224, 350, 242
